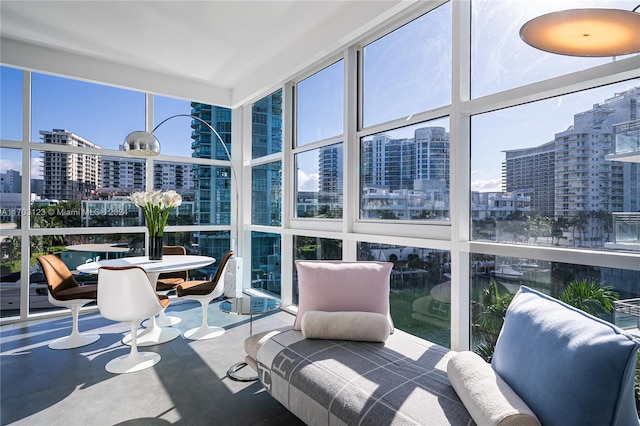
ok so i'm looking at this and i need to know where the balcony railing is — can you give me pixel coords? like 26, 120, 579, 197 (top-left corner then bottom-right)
613, 120, 640, 155
605, 212, 640, 252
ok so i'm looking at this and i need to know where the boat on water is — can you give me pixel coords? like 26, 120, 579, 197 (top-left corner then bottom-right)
515, 259, 540, 271
491, 263, 524, 280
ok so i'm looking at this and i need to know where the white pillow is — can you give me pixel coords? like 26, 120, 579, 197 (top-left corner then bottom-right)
301, 311, 390, 342
447, 351, 540, 426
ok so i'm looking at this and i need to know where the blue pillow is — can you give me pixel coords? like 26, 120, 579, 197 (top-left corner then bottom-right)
492, 286, 639, 426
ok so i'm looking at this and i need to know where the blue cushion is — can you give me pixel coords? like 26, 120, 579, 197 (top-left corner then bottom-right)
492, 286, 640, 426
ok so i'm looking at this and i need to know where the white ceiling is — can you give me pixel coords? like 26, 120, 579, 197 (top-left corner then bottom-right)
1, 0, 418, 108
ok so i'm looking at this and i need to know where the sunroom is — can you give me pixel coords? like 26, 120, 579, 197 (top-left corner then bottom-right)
1, 0, 639, 424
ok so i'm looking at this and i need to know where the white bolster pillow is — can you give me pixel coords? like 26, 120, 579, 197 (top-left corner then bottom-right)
447, 351, 541, 426
301, 311, 390, 342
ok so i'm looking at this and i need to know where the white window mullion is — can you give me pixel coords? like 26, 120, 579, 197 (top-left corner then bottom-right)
449, 0, 472, 352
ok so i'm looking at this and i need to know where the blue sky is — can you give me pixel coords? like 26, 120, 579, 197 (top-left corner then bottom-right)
1, 0, 637, 193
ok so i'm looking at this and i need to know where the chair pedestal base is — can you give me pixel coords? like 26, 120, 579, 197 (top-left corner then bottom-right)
142, 311, 181, 328
105, 352, 161, 374
122, 324, 180, 347
48, 333, 100, 350
184, 325, 225, 341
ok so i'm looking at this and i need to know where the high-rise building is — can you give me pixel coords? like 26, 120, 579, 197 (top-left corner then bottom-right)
153, 162, 194, 191
361, 134, 414, 191
360, 126, 450, 219
318, 144, 343, 209
190, 103, 234, 258
502, 141, 555, 218
190, 103, 232, 226
415, 127, 449, 187
251, 91, 283, 226
0, 169, 21, 193
554, 87, 638, 219
101, 157, 145, 191
40, 129, 101, 200
252, 92, 282, 158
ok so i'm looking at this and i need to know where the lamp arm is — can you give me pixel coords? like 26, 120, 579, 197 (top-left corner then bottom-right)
153, 113, 240, 252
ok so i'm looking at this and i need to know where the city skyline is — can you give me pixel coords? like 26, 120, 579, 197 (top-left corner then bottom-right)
3, 80, 638, 199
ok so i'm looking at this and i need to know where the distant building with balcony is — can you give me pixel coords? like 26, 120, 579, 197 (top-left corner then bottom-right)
318, 145, 343, 211
415, 127, 449, 187
101, 157, 146, 192
360, 126, 450, 220
251, 91, 283, 226
40, 129, 101, 200
605, 119, 640, 252
503, 141, 555, 218
554, 87, 638, 219
81, 197, 196, 228
361, 186, 449, 220
190, 103, 232, 227
153, 162, 194, 191
471, 191, 531, 221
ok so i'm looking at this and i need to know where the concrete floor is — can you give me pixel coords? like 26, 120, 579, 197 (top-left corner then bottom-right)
0, 299, 305, 426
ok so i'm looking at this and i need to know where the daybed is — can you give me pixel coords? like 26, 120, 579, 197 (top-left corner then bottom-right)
245, 261, 640, 426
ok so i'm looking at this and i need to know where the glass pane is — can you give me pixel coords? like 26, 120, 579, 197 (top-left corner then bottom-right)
471, 81, 640, 252
153, 96, 194, 157
363, 3, 451, 128
251, 231, 281, 297
0, 236, 21, 318
193, 165, 231, 225
1, 66, 22, 141
295, 144, 343, 218
252, 89, 283, 158
292, 236, 342, 304
31, 149, 100, 228
31, 73, 145, 148
1, 148, 23, 229
471, 0, 638, 99
152, 161, 196, 226
190, 103, 233, 161
163, 230, 230, 279
361, 119, 450, 221
296, 61, 343, 146
28, 233, 145, 315
470, 253, 640, 359
358, 242, 451, 348
252, 162, 282, 226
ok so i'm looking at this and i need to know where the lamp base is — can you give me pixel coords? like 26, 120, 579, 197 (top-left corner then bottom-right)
224, 257, 243, 298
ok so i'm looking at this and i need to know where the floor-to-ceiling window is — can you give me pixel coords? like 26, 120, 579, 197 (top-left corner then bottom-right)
250, 90, 283, 297
468, 0, 640, 353
0, 70, 235, 319
243, 0, 639, 350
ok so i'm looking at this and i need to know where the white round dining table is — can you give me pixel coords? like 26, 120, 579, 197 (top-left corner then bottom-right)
77, 255, 216, 346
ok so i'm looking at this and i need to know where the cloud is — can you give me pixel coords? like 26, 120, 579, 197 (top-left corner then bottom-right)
297, 169, 319, 192
471, 178, 502, 192
0, 159, 20, 174
31, 157, 43, 178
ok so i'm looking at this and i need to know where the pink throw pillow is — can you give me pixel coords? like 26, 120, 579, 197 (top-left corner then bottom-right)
294, 260, 394, 331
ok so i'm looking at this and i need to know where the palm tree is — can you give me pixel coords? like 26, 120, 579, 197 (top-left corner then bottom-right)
473, 278, 619, 361
559, 277, 618, 317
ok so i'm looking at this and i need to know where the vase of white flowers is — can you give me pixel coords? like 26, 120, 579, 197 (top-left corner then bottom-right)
130, 190, 183, 261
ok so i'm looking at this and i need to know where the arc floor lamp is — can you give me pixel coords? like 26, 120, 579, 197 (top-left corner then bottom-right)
124, 114, 243, 297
